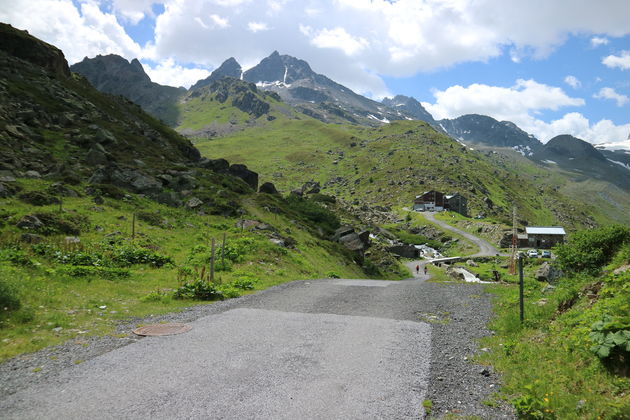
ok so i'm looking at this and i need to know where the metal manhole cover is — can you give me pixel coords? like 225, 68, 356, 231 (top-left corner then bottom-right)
132, 323, 192, 336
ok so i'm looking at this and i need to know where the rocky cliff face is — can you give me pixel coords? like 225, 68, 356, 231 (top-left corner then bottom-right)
71, 55, 185, 126
438, 114, 542, 154
0, 23, 70, 79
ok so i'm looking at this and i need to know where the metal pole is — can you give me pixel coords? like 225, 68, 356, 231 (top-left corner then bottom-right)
131, 212, 136, 241
210, 238, 216, 283
221, 232, 226, 269
518, 253, 524, 323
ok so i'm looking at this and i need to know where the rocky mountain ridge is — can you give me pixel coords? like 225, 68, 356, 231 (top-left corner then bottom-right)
0, 23, 262, 215
70, 54, 185, 126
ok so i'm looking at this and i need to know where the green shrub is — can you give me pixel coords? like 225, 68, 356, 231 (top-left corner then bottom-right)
325, 271, 340, 279
0, 247, 34, 266
89, 183, 125, 199
17, 191, 59, 206
137, 211, 163, 227
31, 212, 89, 235
57, 265, 130, 279
555, 225, 630, 274
285, 195, 340, 235
0, 279, 21, 313
53, 250, 103, 266
139, 289, 170, 303
217, 237, 255, 263
232, 277, 257, 290
173, 280, 224, 300
111, 246, 173, 267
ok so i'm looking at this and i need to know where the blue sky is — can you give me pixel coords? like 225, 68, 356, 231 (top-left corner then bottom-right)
1, 0, 629, 144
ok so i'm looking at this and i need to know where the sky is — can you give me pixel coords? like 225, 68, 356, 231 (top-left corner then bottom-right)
1, 0, 630, 144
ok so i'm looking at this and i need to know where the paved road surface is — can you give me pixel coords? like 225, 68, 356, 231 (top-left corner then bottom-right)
423, 212, 500, 257
2, 278, 435, 419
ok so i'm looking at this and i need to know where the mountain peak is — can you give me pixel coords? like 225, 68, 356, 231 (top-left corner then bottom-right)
544, 135, 606, 161
381, 95, 435, 124
243, 51, 314, 84
190, 57, 242, 91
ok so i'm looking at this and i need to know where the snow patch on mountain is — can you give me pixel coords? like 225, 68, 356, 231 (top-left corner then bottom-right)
608, 159, 630, 171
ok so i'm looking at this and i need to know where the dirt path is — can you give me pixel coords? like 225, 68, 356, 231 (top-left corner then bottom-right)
423, 212, 500, 257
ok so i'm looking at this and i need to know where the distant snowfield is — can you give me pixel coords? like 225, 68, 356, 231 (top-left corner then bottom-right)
608, 159, 630, 171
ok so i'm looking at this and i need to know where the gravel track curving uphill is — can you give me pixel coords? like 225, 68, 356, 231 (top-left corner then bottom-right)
423, 212, 501, 257
1, 272, 514, 419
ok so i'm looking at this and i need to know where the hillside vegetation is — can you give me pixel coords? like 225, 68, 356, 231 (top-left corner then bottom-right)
477, 226, 629, 419
193, 118, 606, 230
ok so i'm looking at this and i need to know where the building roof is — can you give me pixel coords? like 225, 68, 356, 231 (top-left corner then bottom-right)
526, 226, 566, 235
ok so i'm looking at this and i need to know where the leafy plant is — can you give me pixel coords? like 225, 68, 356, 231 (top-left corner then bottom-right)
232, 277, 257, 290
17, 191, 59, 206
57, 265, 130, 279
512, 386, 556, 419
0, 279, 21, 314
589, 315, 630, 373
0, 246, 34, 266
173, 280, 224, 301
111, 246, 173, 268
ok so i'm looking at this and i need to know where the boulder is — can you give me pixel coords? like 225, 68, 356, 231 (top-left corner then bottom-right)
228, 164, 258, 190
535, 262, 563, 282
259, 182, 279, 195
198, 158, 230, 172
16, 215, 43, 231
48, 182, 79, 197
339, 233, 366, 252
466, 259, 479, 267
236, 219, 260, 230
20, 233, 43, 243
301, 181, 320, 195
156, 191, 182, 207
357, 230, 370, 248
85, 147, 108, 165
186, 197, 203, 209
331, 225, 355, 242
169, 175, 196, 192
0, 182, 17, 198
24, 170, 41, 178
65, 236, 80, 244
130, 173, 162, 194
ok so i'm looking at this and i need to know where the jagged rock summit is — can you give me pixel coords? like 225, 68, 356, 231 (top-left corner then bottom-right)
381, 95, 435, 125
438, 114, 543, 155
71, 55, 185, 126
190, 57, 242, 91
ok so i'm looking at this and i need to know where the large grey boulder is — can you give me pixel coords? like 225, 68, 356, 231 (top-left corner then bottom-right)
228, 164, 258, 190
535, 262, 563, 282
339, 233, 367, 252
259, 182, 279, 195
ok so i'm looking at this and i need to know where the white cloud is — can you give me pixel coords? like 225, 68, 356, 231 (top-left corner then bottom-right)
590, 36, 609, 47
142, 58, 210, 88
209, 14, 230, 28
528, 113, 630, 144
247, 22, 269, 33
421, 79, 630, 143
603, 51, 630, 70
310, 27, 369, 56
111, 0, 156, 25
564, 75, 581, 89
0, 0, 142, 64
594, 87, 629, 106
423, 79, 584, 121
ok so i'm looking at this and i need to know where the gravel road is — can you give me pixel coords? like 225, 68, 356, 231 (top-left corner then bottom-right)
423, 212, 500, 257
1, 274, 514, 419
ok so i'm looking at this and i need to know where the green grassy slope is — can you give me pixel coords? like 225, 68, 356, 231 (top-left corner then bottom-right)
193, 119, 612, 230
0, 177, 408, 361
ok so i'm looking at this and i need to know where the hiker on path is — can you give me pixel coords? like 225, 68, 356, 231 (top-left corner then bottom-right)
424, 266, 428, 276
416, 264, 420, 275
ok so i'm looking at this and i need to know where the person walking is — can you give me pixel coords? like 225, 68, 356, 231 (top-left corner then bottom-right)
424, 266, 428, 276
416, 264, 420, 275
